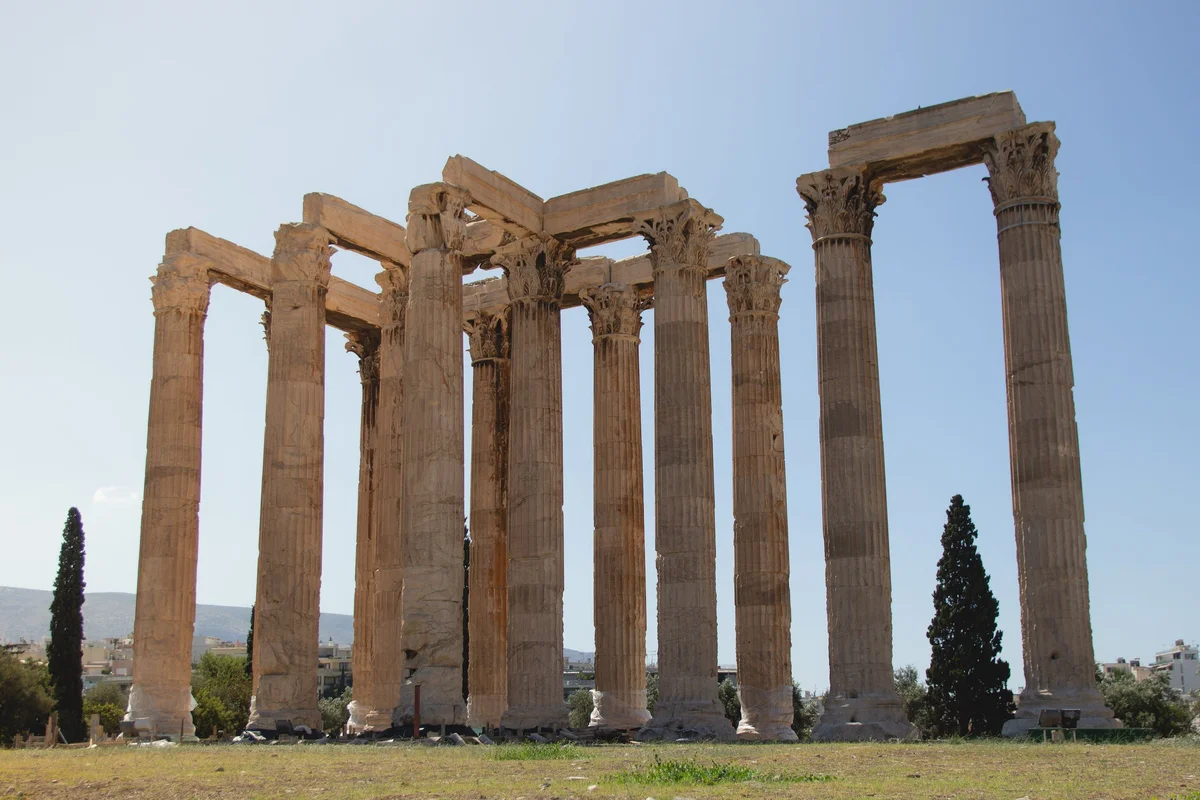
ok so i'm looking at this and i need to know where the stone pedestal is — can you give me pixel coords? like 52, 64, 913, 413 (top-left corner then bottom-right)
497, 235, 573, 732
345, 331, 381, 733
465, 310, 511, 729
636, 202, 734, 741
350, 264, 409, 732
581, 284, 651, 731
796, 169, 914, 742
128, 252, 211, 741
983, 124, 1118, 735
247, 224, 333, 732
395, 185, 469, 726
724, 256, 797, 742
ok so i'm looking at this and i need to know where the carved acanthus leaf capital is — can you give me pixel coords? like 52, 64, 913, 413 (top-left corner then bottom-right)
634, 200, 722, 270
464, 309, 510, 363
724, 255, 790, 316
580, 283, 649, 340
375, 265, 409, 331
345, 331, 381, 385
271, 224, 334, 284
260, 304, 271, 347
982, 122, 1060, 206
493, 234, 576, 302
151, 252, 212, 314
406, 183, 471, 252
795, 167, 884, 241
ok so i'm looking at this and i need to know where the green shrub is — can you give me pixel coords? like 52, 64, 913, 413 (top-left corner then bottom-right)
82, 700, 123, 736
567, 688, 593, 729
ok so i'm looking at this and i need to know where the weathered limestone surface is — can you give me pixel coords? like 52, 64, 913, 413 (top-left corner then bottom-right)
828, 91, 1026, 182
345, 331, 381, 733
303, 193, 411, 267
465, 310, 511, 729
983, 124, 1118, 735
724, 255, 797, 742
128, 253, 212, 741
581, 284, 651, 731
396, 185, 469, 725
354, 265, 409, 730
247, 224, 333, 731
637, 201, 734, 741
498, 235, 573, 731
796, 169, 914, 742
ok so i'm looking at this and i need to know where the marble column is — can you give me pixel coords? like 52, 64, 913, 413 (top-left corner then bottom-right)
345, 330, 381, 733
464, 310, 511, 729
497, 234, 574, 732
352, 263, 409, 731
983, 124, 1118, 734
247, 223, 332, 732
636, 201, 734, 741
581, 283, 652, 731
796, 168, 913, 741
395, 184, 470, 726
128, 252, 211, 741
724, 255, 797, 742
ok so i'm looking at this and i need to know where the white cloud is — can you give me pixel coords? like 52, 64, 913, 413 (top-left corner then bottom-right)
93, 486, 139, 505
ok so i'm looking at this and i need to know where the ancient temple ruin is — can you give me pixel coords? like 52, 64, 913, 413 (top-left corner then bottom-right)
128, 91, 1117, 742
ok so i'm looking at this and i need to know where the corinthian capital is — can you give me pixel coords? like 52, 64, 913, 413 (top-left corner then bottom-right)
375, 264, 409, 330
406, 183, 471, 252
724, 255, 790, 316
345, 331, 381, 385
795, 166, 884, 241
634, 200, 722, 270
464, 309, 510, 363
151, 252, 212, 314
580, 283, 648, 341
493, 234, 575, 303
271, 224, 334, 284
982, 122, 1060, 206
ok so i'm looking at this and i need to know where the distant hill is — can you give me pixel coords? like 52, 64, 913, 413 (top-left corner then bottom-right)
0, 587, 353, 644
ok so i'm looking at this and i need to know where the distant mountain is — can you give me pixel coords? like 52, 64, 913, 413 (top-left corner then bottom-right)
0, 587, 353, 644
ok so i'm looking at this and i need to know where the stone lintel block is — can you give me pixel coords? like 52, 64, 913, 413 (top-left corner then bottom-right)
543, 172, 688, 248
827, 91, 1027, 183
302, 192, 412, 267
444, 154, 544, 236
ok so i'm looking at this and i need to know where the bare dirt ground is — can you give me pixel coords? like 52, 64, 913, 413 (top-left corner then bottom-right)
1, 739, 1197, 799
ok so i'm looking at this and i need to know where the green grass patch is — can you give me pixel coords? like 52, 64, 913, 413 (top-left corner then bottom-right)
489, 742, 582, 761
609, 754, 834, 786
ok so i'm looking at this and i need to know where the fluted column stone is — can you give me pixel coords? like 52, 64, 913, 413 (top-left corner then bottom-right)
465, 310, 511, 729
247, 224, 333, 731
497, 234, 574, 732
128, 252, 212, 741
345, 330, 381, 733
636, 201, 734, 741
395, 185, 470, 726
983, 123, 1118, 735
581, 284, 651, 731
724, 255, 797, 742
796, 168, 913, 741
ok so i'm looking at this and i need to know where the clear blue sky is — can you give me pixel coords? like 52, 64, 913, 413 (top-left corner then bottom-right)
1, 1, 1196, 691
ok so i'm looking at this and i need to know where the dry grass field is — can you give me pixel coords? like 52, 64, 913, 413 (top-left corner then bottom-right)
1, 739, 1198, 799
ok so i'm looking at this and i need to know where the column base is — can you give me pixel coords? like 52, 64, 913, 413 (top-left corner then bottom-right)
589, 690, 651, 731
736, 685, 798, 742
125, 682, 196, 741
812, 693, 916, 742
466, 693, 506, 730
397, 676, 467, 726
500, 703, 569, 732
1001, 687, 1121, 737
737, 721, 799, 742
346, 701, 398, 734
246, 695, 321, 733
636, 699, 736, 741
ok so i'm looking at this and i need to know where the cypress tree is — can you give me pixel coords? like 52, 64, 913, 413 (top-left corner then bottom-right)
48, 507, 86, 742
925, 495, 1014, 737
244, 605, 255, 678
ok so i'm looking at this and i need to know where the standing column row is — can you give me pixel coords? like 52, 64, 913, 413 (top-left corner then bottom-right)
582, 284, 651, 731
983, 124, 1117, 734
396, 185, 471, 726
128, 252, 212, 740
636, 201, 734, 740
795, 169, 913, 741
465, 310, 511, 729
725, 255, 797, 741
